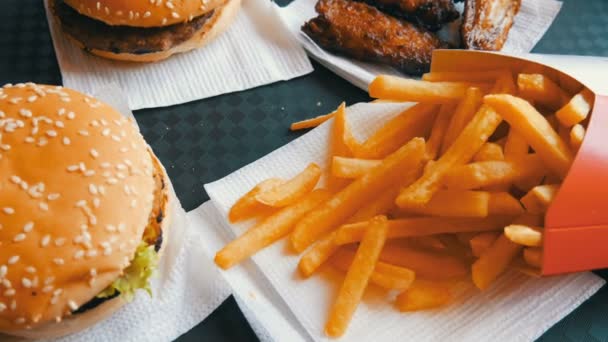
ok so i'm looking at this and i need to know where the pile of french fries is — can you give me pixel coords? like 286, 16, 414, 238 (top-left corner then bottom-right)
214, 67, 594, 338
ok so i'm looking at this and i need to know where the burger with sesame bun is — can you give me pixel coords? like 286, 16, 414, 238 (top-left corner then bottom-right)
0, 83, 172, 338
51, 0, 241, 62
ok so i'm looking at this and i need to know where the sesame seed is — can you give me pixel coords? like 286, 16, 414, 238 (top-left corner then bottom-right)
10, 300, 16, 310
89, 184, 98, 195
107, 178, 118, 185
58, 108, 66, 116
129, 11, 134, 20
4, 289, 15, 297
104, 6, 109, 14
19, 109, 32, 118
67, 165, 79, 172
67, 112, 75, 120
9, 98, 22, 104
93, 197, 100, 208
53, 289, 63, 296
100, 162, 111, 169
7, 256, 19, 265
90, 149, 99, 158
130, 199, 137, 208
104, 247, 113, 256
27, 96, 38, 103
89, 215, 97, 225
46, 130, 57, 137
37, 137, 48, 147
86, 250, 98, 258
84, 170, 95, 177
55, 121, 64, 128
62, 136, 70, 145
25, 266, 36, 274
162, 18, 167, 25
22, 278, 32, 288
116, 10, 123, 16
118, 223, 126, 232
111, 135, 121, 142
79, 162, 86, 171
10, 175, 20, 184
0, 303, 5, 312
23, 222, 34, 232
101, 128, 110, 136
74, 251, 85, 259
24, 136, 35, 143
75, 200, 86, 207
91, 269, 97, 277
116, 172, 126, 179
143, 11, 151, 18
106, 224, 116, 232
2, 279, 11, 288
48, 193, 60, 201
51, 297, 59, 305
166, 1, 174, 8
0, 266, 6, 278
13, 234, 26, 242
55, 238, 66, 246
96, 1, 101, 10
41, 235, 51, 247
68, 300, 78, 311
3, 207, 14, 215
42, 285, 53, 293
171, 11, 179, 18
78, 130, 89, 136
61, 97, 71, 103
39, 202, 49, 211
53, 258, 64, 265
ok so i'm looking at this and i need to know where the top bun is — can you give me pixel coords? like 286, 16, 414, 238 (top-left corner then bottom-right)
0, 83, 156, 331
63, 0, 228, 27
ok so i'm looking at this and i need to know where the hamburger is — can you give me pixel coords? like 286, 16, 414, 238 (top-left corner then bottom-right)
51, 0, 241, 62
0, 83, 172, 338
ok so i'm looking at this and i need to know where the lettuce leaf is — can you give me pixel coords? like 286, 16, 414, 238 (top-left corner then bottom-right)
97, 243, 159, 302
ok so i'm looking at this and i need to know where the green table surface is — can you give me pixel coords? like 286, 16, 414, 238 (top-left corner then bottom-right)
1, 0, 608, 340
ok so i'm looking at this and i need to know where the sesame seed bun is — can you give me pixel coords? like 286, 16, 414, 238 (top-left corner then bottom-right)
63, 0, 226, 28
0, 83, 173, 337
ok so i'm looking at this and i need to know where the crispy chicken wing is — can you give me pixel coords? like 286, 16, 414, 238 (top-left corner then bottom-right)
361, 0, 460, 31
302, 0, 448, 75
461, 0, 521, 51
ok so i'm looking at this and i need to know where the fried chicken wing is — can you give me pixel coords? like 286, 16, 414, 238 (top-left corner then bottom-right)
302, 0, 448, 75
361, 0, 460, 31
461, 0, 521, 51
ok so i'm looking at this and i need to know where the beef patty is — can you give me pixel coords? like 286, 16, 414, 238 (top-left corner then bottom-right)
52, 0, 215, 55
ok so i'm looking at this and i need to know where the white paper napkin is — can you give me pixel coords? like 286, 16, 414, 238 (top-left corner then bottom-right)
44, 0, 313, 110
200, 101, 605, 342
277, 0, 562, 90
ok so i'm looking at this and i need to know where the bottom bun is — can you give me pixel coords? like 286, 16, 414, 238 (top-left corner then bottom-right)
66, 0, 241, 63
3, 150, 174, 340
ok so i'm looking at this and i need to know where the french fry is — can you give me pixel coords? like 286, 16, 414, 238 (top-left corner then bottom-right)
334, 216, 511, 245
472, 234, 521, 290
473, 142, 505, 162
410, 236, 446, 252
369, 75, 487, 103
570, 124, 585, 151
520, 184, 560, 214
441, 87, 484, 154
331, 156, 381, 179
437, 234, 473, 259
298, 232, 339, 277
401, 190, 491, 218
328, 103, 357, 190
379, 242, 468, 280
504, 224, 543, 247
555, 89, 593, 127
396, 280, 451, 311
325, 216, 388, 337
215, 189, 331, 269
470, 232, 500, 257
511, 258, 542, 277
442, 155, 544, 190
290, 111, 335, 131
228, 178, 284, 222
484, 94, 574, 178
426, 104, 455, 159
358, 103, 437, 159
256, 163, 322, 207
422, 70, 510, 83
517, 73, 570, 110
471, 214, 541, 290
291, 138, 426, 252
331, 249, 415, 290
488, 192, 525, 216
491, 72, 516, 95
348, 187, 401, 223
524, 248, 543, 268
397, 105, 502, 209
503, 130, 529, 160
